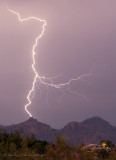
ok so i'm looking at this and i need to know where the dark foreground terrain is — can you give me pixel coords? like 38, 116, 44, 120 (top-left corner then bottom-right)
0, 129, 116, 160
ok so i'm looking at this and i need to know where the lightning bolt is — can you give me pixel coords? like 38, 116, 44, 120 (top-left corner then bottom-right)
7, 7, 94, 118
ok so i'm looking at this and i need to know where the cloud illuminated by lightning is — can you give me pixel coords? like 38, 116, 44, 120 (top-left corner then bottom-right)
7, 7, 94, 118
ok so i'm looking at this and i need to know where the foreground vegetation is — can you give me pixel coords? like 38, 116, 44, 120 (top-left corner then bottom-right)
0, 129, 116, 160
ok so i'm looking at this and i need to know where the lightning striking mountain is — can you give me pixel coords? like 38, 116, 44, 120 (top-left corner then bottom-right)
7, 7, 94, 117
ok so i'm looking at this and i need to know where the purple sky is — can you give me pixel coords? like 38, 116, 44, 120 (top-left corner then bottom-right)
0, 0, 116, 128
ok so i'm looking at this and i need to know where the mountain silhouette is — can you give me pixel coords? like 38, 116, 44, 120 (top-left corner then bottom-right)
1, 116, 116, 145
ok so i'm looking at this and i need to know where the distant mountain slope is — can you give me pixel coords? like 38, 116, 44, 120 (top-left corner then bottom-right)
5, 117, 57, 142
0, 116, 116, 145
60, 117, 116, 145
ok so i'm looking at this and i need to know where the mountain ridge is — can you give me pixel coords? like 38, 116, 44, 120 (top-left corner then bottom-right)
0, 116, 116, 145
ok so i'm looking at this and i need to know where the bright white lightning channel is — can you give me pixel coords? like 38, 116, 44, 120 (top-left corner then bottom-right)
7, 8, 94, 118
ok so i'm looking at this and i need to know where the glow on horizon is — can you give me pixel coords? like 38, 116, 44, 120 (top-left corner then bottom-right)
7, 7, 94, 118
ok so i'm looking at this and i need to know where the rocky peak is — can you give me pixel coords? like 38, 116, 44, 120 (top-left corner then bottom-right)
82, 116, 110, 126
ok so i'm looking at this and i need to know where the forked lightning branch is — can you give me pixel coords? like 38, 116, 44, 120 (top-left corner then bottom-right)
7, 7, 93, 118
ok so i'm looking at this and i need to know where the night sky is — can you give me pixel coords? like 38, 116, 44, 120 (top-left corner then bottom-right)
0, 0, 116, 128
